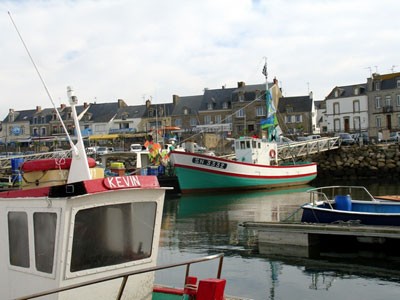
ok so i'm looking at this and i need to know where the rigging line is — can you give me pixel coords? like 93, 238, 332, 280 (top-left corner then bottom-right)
178, 92, 268, 145
7, 11, 75, 151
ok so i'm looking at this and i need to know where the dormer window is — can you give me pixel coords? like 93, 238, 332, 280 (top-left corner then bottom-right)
397, 79, 400, 88
239, 93, 245, 102
354, 87, 359, 95
334, 90, 339, 98
183, 108, 189, 115
222, 102, 228, 109
158, 107, 164, 117
53, 113, 57, 121
286, 106, 293, 113
375, 81, 380, 91
207, 103, 213, 110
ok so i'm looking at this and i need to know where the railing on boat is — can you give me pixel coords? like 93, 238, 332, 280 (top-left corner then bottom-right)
0, 150, 72, 174
15, 253, 224, 300
307, 185, 377, 208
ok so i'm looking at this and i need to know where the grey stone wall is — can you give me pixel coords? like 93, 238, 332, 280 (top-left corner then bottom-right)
308, 144, 400, 179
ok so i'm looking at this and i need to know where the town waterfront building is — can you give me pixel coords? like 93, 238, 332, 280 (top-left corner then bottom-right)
324, 84, 368, 134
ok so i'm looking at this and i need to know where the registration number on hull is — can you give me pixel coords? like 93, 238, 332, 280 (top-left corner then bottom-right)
192, 157, 227, 169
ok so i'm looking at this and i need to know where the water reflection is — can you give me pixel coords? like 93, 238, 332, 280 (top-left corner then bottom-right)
158, 181, 400, 300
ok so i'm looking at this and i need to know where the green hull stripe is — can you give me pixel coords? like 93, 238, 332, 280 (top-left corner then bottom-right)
175, 167, 316, 191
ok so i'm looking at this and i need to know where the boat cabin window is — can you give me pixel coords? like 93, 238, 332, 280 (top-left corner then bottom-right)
252, 140, 257, 148
246, 141, 250, 148
70, 201, 157, 272
8, 211, 57, 274
8, 212, 30, 268
33, 212, 57, 273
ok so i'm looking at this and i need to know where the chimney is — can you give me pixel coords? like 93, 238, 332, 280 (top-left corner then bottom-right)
36, 106, 42, 112
145, 99, 151, 108
9, 108, 14, 114
173, 95, 180, 106
118, 99, 127, 108
60, 104, 66, 110
83, 102, 89, 109
237, 81, 245, 88
273, 77, 278, 85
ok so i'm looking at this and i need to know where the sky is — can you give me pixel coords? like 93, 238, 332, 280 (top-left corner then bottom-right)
1, 0, 399, 119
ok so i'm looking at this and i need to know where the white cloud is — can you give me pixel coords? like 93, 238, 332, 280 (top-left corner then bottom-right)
1, 0, 399, 118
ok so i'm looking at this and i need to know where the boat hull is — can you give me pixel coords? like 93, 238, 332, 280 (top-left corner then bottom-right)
301, 202, 400, 226
0, 175, 166, 300
170, 151, 317, 193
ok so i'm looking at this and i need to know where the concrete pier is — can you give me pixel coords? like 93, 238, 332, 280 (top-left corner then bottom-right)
242, 221, 400, 258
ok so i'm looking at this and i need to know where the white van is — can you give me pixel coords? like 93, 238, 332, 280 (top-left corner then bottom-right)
97, 147, 114, 155
130, 144, 143, 152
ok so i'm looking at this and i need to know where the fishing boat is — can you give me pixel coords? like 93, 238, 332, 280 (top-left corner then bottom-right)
3, 13, 242, 298
0, 87, 234, 300
170, 62, 317, 193
301, 185, 400, 226
170, 136, 317, 193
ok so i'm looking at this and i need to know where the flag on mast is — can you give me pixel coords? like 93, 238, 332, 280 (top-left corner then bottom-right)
262, 62, 268, 78
260, 88, 277, 130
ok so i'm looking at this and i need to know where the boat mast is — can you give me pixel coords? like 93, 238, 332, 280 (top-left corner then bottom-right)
67, 86, 92, 183
262, 58, 279, 142
262, 58, 272, 141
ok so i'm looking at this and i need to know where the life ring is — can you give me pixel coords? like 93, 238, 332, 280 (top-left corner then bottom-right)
269, 149, 276, 159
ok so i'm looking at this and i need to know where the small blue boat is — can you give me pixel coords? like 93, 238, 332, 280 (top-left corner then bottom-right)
301, 186, 400, 226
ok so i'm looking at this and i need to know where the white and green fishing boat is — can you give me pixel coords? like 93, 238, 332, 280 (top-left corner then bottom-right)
170, 61, 317, 193
170, 136, 317, 193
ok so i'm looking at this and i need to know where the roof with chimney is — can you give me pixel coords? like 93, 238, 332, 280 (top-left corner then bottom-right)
171, 95, 203, 116
278, 95, 313, 113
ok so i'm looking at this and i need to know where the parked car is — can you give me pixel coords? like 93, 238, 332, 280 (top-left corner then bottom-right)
307, 135, 321, 140
86, 146, 98, 155
335, 132, 355, 145
277, 136, 294, 144
130, 144, 143, 152
357, 132, 369, 144
389, 132, 400, 142
96, 146, 114, 155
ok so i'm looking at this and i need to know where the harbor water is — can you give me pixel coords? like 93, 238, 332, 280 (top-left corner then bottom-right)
156, 179, 400, 300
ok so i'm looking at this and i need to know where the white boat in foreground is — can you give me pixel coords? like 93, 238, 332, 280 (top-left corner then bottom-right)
1, 88, 239, 300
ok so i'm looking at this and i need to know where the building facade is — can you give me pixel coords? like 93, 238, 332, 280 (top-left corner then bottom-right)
325, 84, 368, 134
367, 72, 400, 141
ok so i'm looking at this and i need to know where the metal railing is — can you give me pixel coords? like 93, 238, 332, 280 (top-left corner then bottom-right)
15, 253, 224, 300
0, 150, 72, 169
277, 137, 340, 161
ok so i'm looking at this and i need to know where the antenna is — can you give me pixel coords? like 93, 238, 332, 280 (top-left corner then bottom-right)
8, 11, 76, 152
365, 67, 372, 77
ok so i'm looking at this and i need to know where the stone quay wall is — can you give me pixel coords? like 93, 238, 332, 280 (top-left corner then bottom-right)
307, 144, 400, 180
